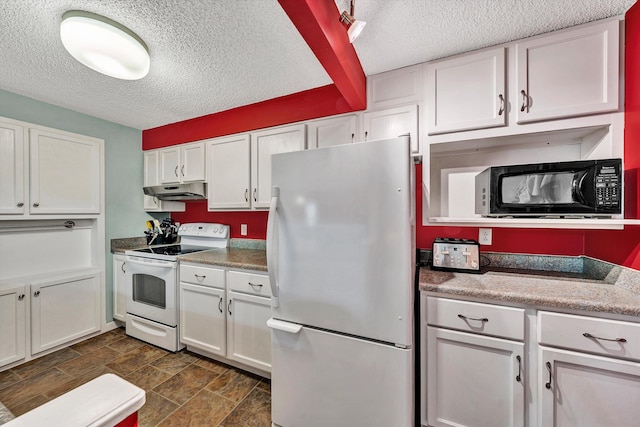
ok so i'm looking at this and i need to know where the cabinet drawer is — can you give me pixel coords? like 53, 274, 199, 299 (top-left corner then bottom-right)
538, 311, 640, 361
426, 297, 525, 340
227, 271, 271, 298
180, 264, 225, 288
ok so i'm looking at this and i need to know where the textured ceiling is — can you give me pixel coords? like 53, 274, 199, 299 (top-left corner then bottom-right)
0, 0, 635, 131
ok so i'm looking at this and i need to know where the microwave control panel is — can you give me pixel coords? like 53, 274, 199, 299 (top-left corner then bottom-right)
595, 166, 620, 209
431, 238, 481, 273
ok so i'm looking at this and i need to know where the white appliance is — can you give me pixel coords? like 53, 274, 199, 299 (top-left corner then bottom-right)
267, 136, 415, 427
124, 222, 229, 351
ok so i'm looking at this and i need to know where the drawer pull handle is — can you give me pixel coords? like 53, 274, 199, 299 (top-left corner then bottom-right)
583, 332, 627, 343
194, 274, 206, 281
545, 362, 552, 389
248, 282, 263, 289
218, 297, 223, 313
228, 299, 232, 315
516, 355, 522, 382
457, 314, 488, 323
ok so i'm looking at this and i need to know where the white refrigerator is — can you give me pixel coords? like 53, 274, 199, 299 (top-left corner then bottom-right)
267, 136, 415, 427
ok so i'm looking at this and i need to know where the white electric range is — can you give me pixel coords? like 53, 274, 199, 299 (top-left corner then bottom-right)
124, 223, 229, 351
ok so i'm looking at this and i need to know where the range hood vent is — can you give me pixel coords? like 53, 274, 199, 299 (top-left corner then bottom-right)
143, 182, 206, 201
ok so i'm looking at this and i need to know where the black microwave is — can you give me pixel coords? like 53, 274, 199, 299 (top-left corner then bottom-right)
475, 159, 622, 217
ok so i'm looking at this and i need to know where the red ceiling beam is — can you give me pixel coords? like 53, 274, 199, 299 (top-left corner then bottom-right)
278, 0, 367, 110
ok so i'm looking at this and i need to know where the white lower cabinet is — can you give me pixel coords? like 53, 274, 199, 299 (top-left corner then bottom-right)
30, 270, 101, 355
180, 282, 226, 356
226, 290, 271, 372
112, 254, 127, 322
179, 264, 271, 376
424, 296, 525, 427
0, 285, 27, 368
538, 311, 640, 427
539, 347, 640, 427
422, 295, 640, 427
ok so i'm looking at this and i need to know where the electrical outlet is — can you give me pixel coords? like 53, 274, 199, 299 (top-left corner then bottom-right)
241, 224, 247, 236
479, 228, 492, 245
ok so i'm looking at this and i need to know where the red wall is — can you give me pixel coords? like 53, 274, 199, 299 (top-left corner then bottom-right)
162, 4, 640, 271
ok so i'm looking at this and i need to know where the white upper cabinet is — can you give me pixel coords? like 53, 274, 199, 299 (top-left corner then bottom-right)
367, 63, 424, 110
207, 124, 306, 210
0, 120, 26, 215
251, 124, 306, 209
307, 114, 357, 149
29, 128, 102, 215
427, 47, 507, 134
516, 19, 619, 123
1, 118, 103, 217
207, 134, 251, 210
363, 105, 419, 154
159, 141, 205, 184
143, 150, 185, 212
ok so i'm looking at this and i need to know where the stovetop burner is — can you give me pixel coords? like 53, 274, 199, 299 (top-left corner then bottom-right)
133, 244, 211, 256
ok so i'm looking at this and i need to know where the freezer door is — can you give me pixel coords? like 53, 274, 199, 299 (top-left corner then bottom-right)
270, 136, 415, 346
270, 322, 414, 427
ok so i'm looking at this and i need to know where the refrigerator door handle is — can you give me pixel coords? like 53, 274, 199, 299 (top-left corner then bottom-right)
267, 318, 302, 334
267, 185, 280, 307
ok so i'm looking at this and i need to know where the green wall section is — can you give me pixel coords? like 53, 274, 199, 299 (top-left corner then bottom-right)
0, 89, 160, 323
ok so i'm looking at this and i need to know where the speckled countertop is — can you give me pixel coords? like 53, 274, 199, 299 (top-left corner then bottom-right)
178, 248, 267, 272
419, 266, 640, 317
111, 237, 267, 271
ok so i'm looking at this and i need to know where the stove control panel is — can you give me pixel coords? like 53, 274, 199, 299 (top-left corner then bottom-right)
431, 238, 481, 273
179, 223, 229, 238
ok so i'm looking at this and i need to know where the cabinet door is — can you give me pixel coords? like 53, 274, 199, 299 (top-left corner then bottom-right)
0, 120, 26, 215
516, 19, 619, 123
143, 150, 160, 187
113, 255, 127, 322
427, 47, 506, 135
540, 347, 640, 427
363, 105, 419, 154
159, 146, 181, 184
31, 272, 101, 355
207, 134, 251, 210
307, 115, 357, 149
29, 129, 101, 214
181, 142, 206, 182
427, 326, 525, 427
0, 285, 26, 368
227, 291, 271, 372
179, 283, 226, 357
251, 124, 306, 209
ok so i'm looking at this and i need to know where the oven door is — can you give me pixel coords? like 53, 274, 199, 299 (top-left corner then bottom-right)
125, 255, 178, 327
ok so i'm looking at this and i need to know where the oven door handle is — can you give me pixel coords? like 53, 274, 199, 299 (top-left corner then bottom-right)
124, 257, 177, 269
266, 185, 279, 308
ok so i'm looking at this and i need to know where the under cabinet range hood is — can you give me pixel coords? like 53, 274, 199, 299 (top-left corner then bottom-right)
143, 182, 206, 201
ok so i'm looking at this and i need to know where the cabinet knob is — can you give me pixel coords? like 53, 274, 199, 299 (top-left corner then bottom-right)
253, 188, 257, 202
18, 294, 25, 301
121, 262, 126, 274
33, 202, 40, 207
17, 202, 24, 207
227, 299, 232, 315
516, 355, 522, 382
498, 94, 505, 116
248, 282, 263, 289
364, 131, 368, 141
181, 165, 185, 176
174, 166, 179, 177
194, 274, 206, 281
34, 290, 40, 297
218, 297, 223, 313
245, 188, 249, 202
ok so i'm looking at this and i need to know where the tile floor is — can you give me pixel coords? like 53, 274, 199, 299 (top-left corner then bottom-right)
0, 328, 272, 426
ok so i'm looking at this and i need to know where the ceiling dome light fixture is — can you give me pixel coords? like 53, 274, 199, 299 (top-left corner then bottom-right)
339, 0, 366, 43
60, 10, 150, 80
